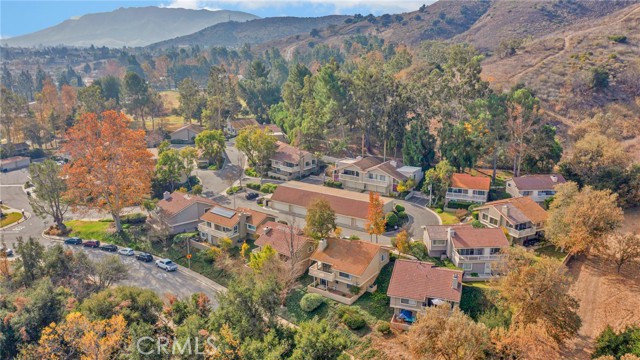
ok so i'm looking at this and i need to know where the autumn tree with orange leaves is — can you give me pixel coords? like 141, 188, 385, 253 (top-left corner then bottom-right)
63, 111, 154, 232
365, 191, 386, 244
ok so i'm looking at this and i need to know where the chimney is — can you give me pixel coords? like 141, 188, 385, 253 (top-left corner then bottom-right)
390, 160, 397, 167
550, 175, 558, 183
447, 227, 455, 240
319, 238, 328, 251
163, 191, 171, 200
502, 205, 510, 217
452, 274, 459, 289
264, 226, 271, 234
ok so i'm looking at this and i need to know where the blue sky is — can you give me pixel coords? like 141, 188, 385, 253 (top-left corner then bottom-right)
1, 0, 432, 38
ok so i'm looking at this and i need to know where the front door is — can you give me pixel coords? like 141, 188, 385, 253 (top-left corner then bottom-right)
484, 263, 492, 274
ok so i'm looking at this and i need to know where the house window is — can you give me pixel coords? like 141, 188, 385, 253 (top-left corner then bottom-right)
400, 298, 417, 306
462, 263, 473, 271
432, 240, 446, 246
308, 245, 314, 253
312, 159, 316, 165
521, 191, 533, 196
514, 223, 531, 231
343, 170, 359, 177
381, 254, 386, 261
233, 225, 239, 234
473, 190, 486, 196
490, 248, 502, 255
481, 213, 489, 221
379, 175, 386, 181
206, 222, 212, 227
338, 272, 351, 279
246, 224, 256, 231
459, 248, 483, 256
448, 188, 466, 194
539, 190, 555, 196
489, 217, 498, 226
305, 161, 310, 166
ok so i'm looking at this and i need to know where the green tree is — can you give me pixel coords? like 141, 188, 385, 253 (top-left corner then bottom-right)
422, 160, 455, 206
290, 319, 350, 360
203, 65, 240, 130
195, 129, 226, 166
248, 244, 277, 271
79, 286, 163, 326
77, 84, 106, 114
12, 236, 45, 287
0, 86, 28, 144
156, 148, 184, 191
521, 124, 563, 174
506, 87, 543, 177
402, 122, 436, 168
592, 325, 640, 359
123, 71, 150, 129
239, 60, 281, 121
178, 78, 202, 124
179, 147, 199, 185
235, 126, 277, 179
468, 92, 509, 182
304, 198, 337, 240
28, 160, 69, 231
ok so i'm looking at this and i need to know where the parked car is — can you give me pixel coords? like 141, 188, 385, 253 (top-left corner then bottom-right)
1, 247, 13, 257
156, 258, 178, 272
136, 252, 153, 262
64, 237, 83, 245
99, 244, 118, 252
118, 247, 134, 256
245, 192, 259, 200
83, 240, 100, 248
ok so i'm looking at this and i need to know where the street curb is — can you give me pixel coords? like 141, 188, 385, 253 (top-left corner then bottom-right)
424, 207, 443, 225
0, 208, 31, 230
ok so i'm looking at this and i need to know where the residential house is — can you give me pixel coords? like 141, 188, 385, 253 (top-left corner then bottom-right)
149, 191, 217, 234
268, 141, 317, 180
506, 174, 566, 203
387, 260, 463, 330
269, 181, 394, 232
476, 197, 548, 243
0, 156, 30, 172
307, 238, 390, 304
260, 123, 288, 142
333, 156, 422, 196
445, 173, 491, 205
198, 206, 271, 246
423, 225, 509, 280
169, 124, 203, 143
226, 118, 259, 137
254, 221, 316, 276
0, 142, 29, 156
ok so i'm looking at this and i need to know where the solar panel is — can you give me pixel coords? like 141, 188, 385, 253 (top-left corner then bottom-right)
211, 206, 236, 218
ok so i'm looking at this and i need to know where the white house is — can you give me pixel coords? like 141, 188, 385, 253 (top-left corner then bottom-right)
476, 197, 548, 243
268, 141, 317, 181
506, 174, 566, 203
333, 156, 422, 196
169, 124, 203, 143
445, 173, 491, 205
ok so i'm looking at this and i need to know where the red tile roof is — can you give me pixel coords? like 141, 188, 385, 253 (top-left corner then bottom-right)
156, 192, 216, 217
255, 221, 312, 257
200, 206, 241, 228
237, 207, 270, 227
510, 174, 566, 191
450, 227, 509, 249
451, 173, 491, 190
387, 260, 463, 302
310, 238, 385, 276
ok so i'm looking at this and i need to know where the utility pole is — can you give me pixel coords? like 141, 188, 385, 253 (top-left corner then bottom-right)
187, 236, 191, 269
428, 184, 433, 208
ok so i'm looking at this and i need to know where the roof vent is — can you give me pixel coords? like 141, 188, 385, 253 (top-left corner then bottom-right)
550, 175, 558, 183
163, 191, 171, 200
452, 274, 459, 289
264, 226, 271, 234
319, 238, 328, 251
502, 205, 510, 217
390, 160, 397, 167
448, 227, 455, 238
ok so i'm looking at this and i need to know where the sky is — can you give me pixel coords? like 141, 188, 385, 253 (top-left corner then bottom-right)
1, 0, 432, 38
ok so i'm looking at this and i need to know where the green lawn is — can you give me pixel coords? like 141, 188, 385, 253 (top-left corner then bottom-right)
459, 283, 498, 321
437, 210, 459, 225
64, 220, 113, 241
1, 212, 22, 227
534, 244, 567, 261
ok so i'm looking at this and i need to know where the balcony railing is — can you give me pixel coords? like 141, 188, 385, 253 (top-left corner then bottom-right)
198, 223, 234, 237
338, 173, 361, 182
363, 177, 389, 186
508, 227, 536, 238
446, 193, 487, 202
308, 263, 336, 282
453, 251, 507, 263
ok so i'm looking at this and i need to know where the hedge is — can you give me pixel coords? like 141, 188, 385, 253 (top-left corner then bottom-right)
244, 168, 259, 177
260, 183, 278, 194
376, 321, 391, 334
121, 213, 147, 224
226, 185, 243, 194
246, 183, 261, 191
300, 293, 324, 312
397, 211, 407, 219
447, 200, 474, 209
386, 212, 399, 227
338, 306, 366, 330
324, 180, 343, 189
394, 204, 405, 213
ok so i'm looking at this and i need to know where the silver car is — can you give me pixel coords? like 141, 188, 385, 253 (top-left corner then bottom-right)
118, 247, 134, 256
155, 258, 177, 272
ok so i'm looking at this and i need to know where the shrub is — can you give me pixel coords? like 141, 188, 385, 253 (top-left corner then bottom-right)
447, 200, 474, 209
376, 321, 391, 335
342, 312, 366, 330
299, 293, 324, 312
324, 180, 343, 188
260, 183, 278, 193
386, 212, 399, 227
244, 168, 259, 177
121, 213, 147, 224
394, 204, 405, 213
349, 285, 361, 295
397, 211, 407, 220
208, 164, 218, 171
472, 220, 485, 228
246, 183, 261, 190
607, 35, 627, 43
435, 208, 443, 214
226, 185, 242, 194
191, 184, 203, 195
591, 66, 610, 90
27, 148, 46, 159
468, 204, 480, 212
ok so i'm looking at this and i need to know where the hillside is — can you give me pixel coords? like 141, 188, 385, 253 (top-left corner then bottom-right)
147, 15, 349, 49
1, 7, 259, 48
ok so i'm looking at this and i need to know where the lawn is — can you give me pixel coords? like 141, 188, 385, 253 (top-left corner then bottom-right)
437, 210, 459, 225
64, 220, 113, 241
459, 282, 498, 321
534, 244, 567, 261
1, 212, 22, 227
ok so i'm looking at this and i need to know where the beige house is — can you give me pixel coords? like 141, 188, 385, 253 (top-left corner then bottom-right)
0, 156, 30, 172
506, 174, 566, 203
387, 260, 463, 330
169, 124, 203, 143
445, 173, 491, 205
307, 237, 390, 304
254, 221, 316, 276
226, 118, 259, 137
476, 197, 548, 243
149, 191, 217, 234
332, 156, 422, 196
268, 141, 317, 180
423, 225, 509, 280
269, 181, 394, 232
198, 206, 270, 246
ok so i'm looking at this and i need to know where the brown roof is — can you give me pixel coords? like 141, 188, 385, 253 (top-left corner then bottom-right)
387, 260, 463, 302
255, 221, 312, 257
271, 141, 310, 163
424, 224, 472, 240
510, 174, 566, 191
170, 123, 203, 135
451, 173, 491, 190
372, 161, 407, 181
156, 192, 216, 217
352, 157, 383, 170
479, 197, 548, 225
270, 182, 392, 220
230, 118, 259, 130
310, 238, 384, 276
451, 227, 509, 249
260, 124, 283, 133
200, 206, 241, 228
238, 207, 270, 227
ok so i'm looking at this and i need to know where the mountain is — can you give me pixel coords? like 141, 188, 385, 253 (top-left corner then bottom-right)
147, 15, 349, 49
1, 7, 259, 48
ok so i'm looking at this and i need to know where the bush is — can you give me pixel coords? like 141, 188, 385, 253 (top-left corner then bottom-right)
435, 208, 443, 214
447, 200, 474, 209
246, 183, 261, 191
394, 204, 405, 213
471, 220, 485, 228
324, 180, 343, 188
299, 293, 324, 312
27, 148, 46, 159
244, 167, 259, 177
468, 204, 480, 212
121, 213, 147, 224
191, 184, 203, 195
376, 321, 391, 335
208, 164, 218, 171
260, 183, 278, 194
386, 212, 399, 227
397, 211, 407, 220
591, 66, 610, 90
607, 35, 627, 43
226, 185, 243, 194
342, 312, 366, 330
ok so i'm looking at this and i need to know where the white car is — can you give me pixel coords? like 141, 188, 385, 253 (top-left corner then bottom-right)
118, 247, 134, 256
155, 258, 178, 272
